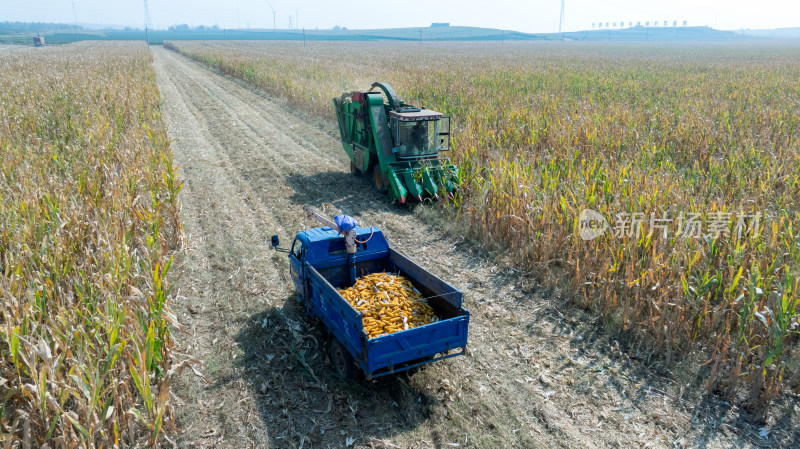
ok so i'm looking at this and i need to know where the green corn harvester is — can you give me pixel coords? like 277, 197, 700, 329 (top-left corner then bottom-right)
333, 82, 459, 204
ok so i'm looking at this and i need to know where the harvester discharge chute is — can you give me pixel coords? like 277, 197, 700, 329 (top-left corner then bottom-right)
333, 82, 459, 203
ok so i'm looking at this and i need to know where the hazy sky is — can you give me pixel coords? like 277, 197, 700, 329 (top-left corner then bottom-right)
2, 0, 799, 32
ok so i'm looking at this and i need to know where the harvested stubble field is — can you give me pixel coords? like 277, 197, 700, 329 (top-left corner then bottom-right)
153, 41, 800, 448
0, 42, 182, 446
166, 40, 800, 419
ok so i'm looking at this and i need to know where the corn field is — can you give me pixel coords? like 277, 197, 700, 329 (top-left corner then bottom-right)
0, 42, 182, 446
166, 40, 800, 417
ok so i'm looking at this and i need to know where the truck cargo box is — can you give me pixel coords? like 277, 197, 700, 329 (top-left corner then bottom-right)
288, 226, 469, 379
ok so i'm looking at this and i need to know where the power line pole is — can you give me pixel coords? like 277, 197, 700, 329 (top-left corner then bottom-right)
143, 0, 151, 46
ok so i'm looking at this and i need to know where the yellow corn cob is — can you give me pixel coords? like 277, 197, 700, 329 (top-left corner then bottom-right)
338, 272, 437, 339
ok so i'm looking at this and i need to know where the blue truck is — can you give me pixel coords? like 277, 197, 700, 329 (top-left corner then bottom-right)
272, 210, 469, 380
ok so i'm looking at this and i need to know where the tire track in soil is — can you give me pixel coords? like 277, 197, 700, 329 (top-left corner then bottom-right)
151, 46, 748, 449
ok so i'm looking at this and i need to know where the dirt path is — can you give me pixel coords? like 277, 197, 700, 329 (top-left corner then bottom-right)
150, 46, 786, 449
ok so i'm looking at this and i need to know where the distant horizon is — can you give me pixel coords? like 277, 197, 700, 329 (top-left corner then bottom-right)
2, 0, 799, 34
3, 20, 798, 34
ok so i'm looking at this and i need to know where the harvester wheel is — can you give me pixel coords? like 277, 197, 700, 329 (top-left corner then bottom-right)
350, 162, 361, 176
373, 167, 387, 192
328, 338, 357, 380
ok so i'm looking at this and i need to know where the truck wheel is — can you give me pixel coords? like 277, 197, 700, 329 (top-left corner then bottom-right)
328, 339, 357, 380
350, 162, 361, 176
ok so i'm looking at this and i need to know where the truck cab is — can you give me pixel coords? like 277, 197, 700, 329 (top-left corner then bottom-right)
288, 226, 387, 301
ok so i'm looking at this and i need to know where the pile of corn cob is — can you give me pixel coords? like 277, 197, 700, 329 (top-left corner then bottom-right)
338, 272, 437, 339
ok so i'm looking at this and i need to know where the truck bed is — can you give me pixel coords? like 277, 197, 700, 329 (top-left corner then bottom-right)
305, 248, 469, 379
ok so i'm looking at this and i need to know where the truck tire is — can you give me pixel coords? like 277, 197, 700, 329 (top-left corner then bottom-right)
328, 338, 357, 380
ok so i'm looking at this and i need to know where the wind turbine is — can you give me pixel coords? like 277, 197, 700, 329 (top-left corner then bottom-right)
72, 2, 78, 42
558, 0, 565, 34
268, 2, 276, 29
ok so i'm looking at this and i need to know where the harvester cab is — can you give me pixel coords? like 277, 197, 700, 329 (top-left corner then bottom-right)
333, 82, 459, 204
